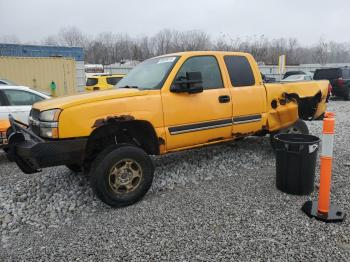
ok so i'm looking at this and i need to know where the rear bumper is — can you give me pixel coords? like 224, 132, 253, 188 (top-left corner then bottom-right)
8, 118, 87, 173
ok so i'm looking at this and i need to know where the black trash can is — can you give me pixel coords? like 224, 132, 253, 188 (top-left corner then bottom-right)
274, 134, 320, 195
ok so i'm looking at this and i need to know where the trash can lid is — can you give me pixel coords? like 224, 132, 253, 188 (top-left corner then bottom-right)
274, 134, 320, 145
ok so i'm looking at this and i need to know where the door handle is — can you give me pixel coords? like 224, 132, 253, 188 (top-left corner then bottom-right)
218, 95, 230, 103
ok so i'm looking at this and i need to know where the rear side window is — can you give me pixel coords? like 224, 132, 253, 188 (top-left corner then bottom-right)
224, 56, 255, 87
107, 77, 123, 85
86, 78, 98, 86
313, 69, 341, 80
342, 69, 350, 78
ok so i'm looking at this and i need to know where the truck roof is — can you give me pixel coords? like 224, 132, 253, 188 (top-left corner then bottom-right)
155, 51, 251, 58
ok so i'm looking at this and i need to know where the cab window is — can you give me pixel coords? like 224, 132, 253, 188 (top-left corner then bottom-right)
3, 89, 44, 106
224, 56, 255, 87
107, 77, 123, 85
175, 56, 223, 90
86, 78, 98, 86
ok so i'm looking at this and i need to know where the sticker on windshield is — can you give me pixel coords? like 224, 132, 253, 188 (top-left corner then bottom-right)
157, 57, 176, 64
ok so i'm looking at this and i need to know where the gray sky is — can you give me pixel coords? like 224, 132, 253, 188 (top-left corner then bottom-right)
1, 0, 349, 45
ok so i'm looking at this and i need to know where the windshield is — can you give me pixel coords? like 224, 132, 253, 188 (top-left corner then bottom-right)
116, 56, 179, 90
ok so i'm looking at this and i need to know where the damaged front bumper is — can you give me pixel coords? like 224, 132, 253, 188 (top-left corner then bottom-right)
7, 116, 87, 174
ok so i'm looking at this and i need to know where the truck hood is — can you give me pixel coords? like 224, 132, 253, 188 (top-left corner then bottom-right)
33, 88, 147, 111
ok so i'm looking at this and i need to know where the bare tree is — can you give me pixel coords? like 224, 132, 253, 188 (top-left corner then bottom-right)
313, 38, 329, 65
151, 29, 175, 55
57, 26, 86, 47
42, 35, 59, 45
6, 27, 350, 65
177, 30, 211, 51
285, 38, 301, 65
327, 41, 350, 63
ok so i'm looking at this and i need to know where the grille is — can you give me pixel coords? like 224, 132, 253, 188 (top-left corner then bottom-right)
30, 108, 40, 119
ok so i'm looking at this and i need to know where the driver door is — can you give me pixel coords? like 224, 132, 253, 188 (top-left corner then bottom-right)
161, 55, 232, 150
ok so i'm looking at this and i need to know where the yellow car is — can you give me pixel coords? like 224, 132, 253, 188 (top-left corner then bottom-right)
85, 74, 125, 91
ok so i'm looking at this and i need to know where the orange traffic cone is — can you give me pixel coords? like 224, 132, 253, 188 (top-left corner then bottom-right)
302, 112, 346, 223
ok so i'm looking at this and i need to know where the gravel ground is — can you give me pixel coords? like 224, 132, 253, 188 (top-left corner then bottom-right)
0, 100, 349, 261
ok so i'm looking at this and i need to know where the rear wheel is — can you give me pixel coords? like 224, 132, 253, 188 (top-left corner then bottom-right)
89, 144, 154, 207
270, 119, 309, 149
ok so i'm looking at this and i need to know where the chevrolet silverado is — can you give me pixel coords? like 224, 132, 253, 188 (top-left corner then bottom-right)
7, 51, 329, 207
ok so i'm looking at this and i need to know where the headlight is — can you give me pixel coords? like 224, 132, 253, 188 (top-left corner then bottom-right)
39, 109, 61, 122
37, 109, 61, 138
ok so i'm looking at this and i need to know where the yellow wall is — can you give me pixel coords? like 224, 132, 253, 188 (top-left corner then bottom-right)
0, 56, 77, 96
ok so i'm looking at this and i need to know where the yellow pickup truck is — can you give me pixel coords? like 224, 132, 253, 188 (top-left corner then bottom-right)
7, 51, 329, 207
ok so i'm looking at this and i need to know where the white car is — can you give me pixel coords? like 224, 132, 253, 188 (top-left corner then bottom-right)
281, 74, 313, 82
0, 86, 50, 124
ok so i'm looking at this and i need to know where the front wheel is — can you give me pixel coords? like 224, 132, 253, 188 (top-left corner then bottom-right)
270, 119, 309, 149
89, 145, 154, 207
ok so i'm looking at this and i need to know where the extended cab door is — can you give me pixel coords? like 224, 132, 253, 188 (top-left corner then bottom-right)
222, 55, 266, 136
162, 55, 232, 150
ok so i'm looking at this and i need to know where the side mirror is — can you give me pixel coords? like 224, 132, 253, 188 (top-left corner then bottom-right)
170, 72, 203, 94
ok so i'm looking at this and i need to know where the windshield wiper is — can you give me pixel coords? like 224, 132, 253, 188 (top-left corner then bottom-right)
119, 85, 138, 89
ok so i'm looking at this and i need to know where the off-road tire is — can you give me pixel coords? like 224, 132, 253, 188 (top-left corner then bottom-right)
270, 119, 309, 150
89, 144, 154, 207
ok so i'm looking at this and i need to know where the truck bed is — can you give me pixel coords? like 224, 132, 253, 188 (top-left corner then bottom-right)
265, 80, 328, 117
